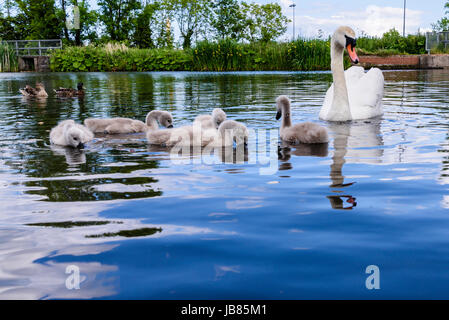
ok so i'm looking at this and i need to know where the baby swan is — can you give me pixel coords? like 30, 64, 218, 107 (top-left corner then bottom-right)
208, 120, 249, 147
276, 95, 328, 144
84, 110, 173, 134
193, 108, 227, 129
20, 83, 48, 97
54, 82, 85, 97
50, 120, 94, 149
147, 119, 248, 148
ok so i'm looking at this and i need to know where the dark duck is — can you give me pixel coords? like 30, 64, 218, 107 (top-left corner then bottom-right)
54, 82, 85, 97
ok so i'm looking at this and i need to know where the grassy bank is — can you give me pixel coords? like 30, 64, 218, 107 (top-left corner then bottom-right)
50, 39, 351, 72
0, 42, 18, 72
49, 31, 427, 72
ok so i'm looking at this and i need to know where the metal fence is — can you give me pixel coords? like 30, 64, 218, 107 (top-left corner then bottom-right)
5, 39, 62, 56
426, 31, 449, 54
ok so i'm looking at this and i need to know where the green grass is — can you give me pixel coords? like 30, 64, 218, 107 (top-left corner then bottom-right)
0, 42, 18, 72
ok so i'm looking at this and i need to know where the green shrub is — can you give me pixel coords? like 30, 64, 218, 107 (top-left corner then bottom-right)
357, 29, 426, 55
50, 44, 192, 72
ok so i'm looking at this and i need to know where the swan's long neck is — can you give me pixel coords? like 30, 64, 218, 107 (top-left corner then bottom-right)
146, 111, 161, 130
329, 40, 352, 121
281, 103, 292, 129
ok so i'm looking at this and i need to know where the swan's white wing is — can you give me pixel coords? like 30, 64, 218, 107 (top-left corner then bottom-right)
320, 66, 384, 121
319, 84, 334, 120
348, 67, 384, 120
345, 66, 366, 82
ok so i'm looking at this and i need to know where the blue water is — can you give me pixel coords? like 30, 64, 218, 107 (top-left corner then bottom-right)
1, 70, 449, 299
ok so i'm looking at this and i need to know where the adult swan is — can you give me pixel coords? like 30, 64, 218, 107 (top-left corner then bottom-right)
319, 26, 384, 122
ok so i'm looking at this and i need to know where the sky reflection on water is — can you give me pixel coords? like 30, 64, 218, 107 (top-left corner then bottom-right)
1, 70, 449, 299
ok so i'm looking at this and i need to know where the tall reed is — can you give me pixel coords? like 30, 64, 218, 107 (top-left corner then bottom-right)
0, 42, 18, 72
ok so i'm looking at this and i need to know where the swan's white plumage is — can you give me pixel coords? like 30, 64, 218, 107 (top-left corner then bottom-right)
146, 120, 248, 148
320, 66, 384, 121
320, 26, 384, 121
50, 120, 94, 148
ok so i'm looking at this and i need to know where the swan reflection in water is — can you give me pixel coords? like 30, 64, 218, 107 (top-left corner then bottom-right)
327, 119, 384, 210
162, 144, 249, 165
277, 119, 383, 210
51, 145, 87, 165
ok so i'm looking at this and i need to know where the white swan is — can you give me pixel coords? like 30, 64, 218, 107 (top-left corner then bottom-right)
50, 120, 94, 148
84, 110, 173, 134
193, 108, 227, 129
319, 26, 384, 121
276, 95, 329, 144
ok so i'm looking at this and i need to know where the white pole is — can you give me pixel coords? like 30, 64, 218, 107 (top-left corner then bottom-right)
290, 3, 297, 40
403, 0, 406, 37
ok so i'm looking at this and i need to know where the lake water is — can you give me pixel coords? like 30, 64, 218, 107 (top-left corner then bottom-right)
1, 70, 449, 299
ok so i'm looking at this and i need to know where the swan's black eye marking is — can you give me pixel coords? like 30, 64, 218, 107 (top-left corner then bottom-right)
345, 35, 357, 50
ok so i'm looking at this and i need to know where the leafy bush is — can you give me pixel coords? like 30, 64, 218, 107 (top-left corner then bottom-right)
357, 29, 426, 55
50, 44, 192, 72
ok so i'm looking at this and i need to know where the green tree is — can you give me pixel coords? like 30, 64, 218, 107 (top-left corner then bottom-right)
98, 0, 141, 41
211, 0, 246, 41
241, 2, 288, 43
134, 3, 160, 48
163, 0, 210, 49
16, 0, 63, 39
71, 0, 98, 45
432, 2, 449, 31
57, 0, 98, 45
0, 15, 23, 40
156, 14, 174, 48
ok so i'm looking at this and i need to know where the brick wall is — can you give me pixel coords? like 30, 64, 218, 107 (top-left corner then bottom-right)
359, 55, 420, 67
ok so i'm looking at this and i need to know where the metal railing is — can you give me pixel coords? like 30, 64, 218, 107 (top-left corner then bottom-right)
426, 31, 449, 54
5, 39, 62, 56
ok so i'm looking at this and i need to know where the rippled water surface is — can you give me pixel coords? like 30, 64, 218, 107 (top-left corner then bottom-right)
1, 70, 449, 299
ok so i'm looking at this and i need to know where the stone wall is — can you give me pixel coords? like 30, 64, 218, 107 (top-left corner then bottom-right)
18, 56, 51, 72
419, 55, 449, 69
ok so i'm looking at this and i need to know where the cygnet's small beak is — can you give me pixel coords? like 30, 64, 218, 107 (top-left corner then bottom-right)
168, 125, 174, 129
276, 111, 282, 120
77, 142, 85, 149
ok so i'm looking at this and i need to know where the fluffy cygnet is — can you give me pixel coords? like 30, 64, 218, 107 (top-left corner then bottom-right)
50, 120, 94, 149
193, 108, 227, 130
147, 115, 248, 148
276, 95, 329, 144
84, 110, 173, 134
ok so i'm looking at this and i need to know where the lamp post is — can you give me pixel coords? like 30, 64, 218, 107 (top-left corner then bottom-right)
403, 0, 406, 37
289, 3, 297, 40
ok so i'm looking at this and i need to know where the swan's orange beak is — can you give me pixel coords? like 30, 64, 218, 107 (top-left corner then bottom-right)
347, 45, 359, 64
